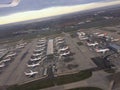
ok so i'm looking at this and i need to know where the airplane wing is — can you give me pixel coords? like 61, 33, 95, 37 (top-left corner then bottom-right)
0, 0, 20, 8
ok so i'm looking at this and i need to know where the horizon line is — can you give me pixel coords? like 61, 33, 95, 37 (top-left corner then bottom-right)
0, 0, 120, 25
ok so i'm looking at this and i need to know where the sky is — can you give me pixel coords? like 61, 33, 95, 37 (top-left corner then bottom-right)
0, 0, 120, 25
0, 0, 12, 3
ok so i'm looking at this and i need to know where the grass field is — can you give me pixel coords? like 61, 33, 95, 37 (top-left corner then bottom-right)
54, 70, 92, 85
7, 70, 92, 90
77, 42, 83, 46
68, 87, 102, 90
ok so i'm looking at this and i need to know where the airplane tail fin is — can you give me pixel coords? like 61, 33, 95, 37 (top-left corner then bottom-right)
27, 64, 29, 67
30, 70, 33, 73
95, 49, 99, 52
87, 42, 89, 46
104, 32, 107, 35
24, 72, 27, 75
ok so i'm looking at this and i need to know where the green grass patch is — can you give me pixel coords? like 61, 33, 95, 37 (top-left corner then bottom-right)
70, 32, 77, 38
77, 42, 83, 46
7, 78, 54, 90
107, 30, 116, 32
7, 70, 92, 90
54, 70, 92, 85
101, 29, 116, 32
68, 87, 102, 90
117, 32, 120, 35
104, 69, 116, 73
70, 34, 77, 38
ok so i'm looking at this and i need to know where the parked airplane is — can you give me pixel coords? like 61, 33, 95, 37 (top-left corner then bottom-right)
0, 49, 7, 52
55, 37, 64, 40
56, 36, 63, 39
56, 38, 64, 42
79, 37, 88, 40
36, 44, 45, 48
58, 46, 69, 52
60, 51, 70, 56
77, 32, 85, 36
6, 53, 16, 58
37, 42, 46, 45
19, 42, 27, 46
95, 48, 109, 53
16, 45, 24, 49
27, 62, 40, 68
111, 38, 119, 42
2, 58, 11, 62
32, 53, 42, 57
42, 56, 47, 61
39, 39, 46, 42
93, 32, 100, 35
56, 41, 64, 45
97, 33, 107, 37
0, 63, 5, 68
87, 42, 98, 46
24, 70, 38, 76
34, 48, 44, 52
41, 47, 46, 50
30, 56, 41, 61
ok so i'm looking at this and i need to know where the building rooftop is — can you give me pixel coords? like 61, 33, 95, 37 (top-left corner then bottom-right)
109, 43, 120, 51
47, 39, 54, 55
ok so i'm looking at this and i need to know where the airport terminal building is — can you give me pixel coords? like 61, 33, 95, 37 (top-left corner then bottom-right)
47, 39, 54, 59
109, 43, 120, 53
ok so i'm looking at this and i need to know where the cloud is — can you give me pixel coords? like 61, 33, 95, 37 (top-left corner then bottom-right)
0, 0, 120, 25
